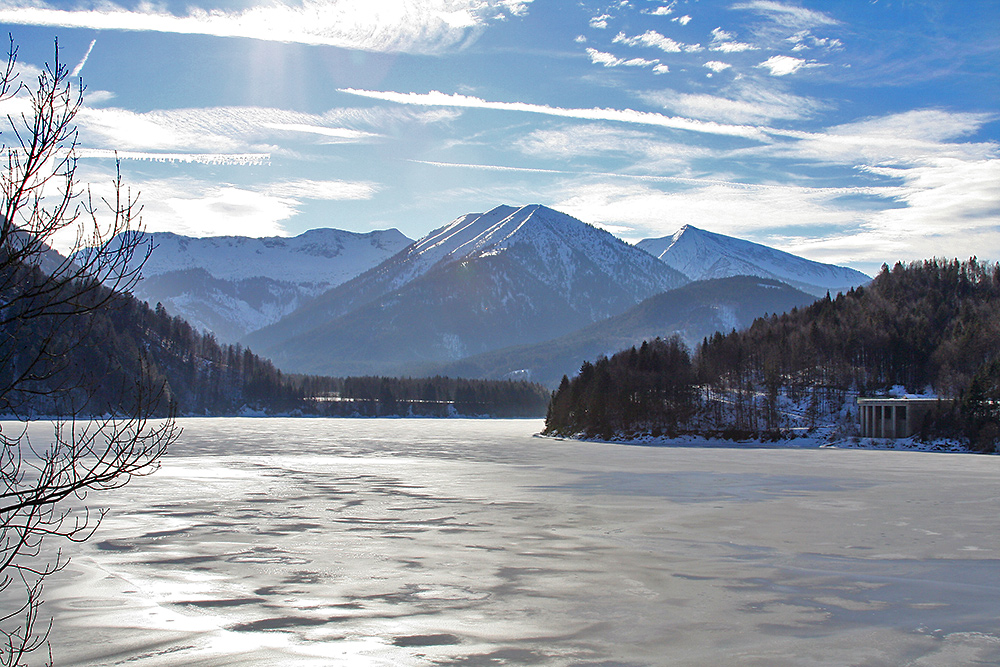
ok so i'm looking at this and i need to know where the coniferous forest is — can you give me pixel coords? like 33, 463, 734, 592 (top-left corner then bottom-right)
544, 259, 1000, 451
0, 262, 550, 419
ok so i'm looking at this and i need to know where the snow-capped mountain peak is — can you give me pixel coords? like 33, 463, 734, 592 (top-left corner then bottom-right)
244, 204, 690, 375
138, 227, 412, 286
373, 204, 688, 299
637, 225, 869, 297
87, 226, 413, 342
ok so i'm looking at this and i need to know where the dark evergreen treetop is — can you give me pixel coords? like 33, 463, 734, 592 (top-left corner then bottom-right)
3, 268, 550, 418
544, 259, 1000, 449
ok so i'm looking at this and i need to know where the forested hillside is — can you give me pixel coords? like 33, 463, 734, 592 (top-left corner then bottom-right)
2, 263, 550, 418
545, 259, 1000, 450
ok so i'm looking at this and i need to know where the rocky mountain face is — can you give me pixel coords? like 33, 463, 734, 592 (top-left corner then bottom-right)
243, 204, 690, 376
422, 276, 817, 388
637, 225, 869, 297
95, 227, 412, 342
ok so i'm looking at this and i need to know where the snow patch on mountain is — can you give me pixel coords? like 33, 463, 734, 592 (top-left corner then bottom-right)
245, 204, 691, 375
90, 227, 412, 342
138, 227, 412, 292
637, 225, 869, 297
384, 204, 685, 303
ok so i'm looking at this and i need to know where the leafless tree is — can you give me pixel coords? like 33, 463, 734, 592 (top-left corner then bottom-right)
0, 37, 178, 665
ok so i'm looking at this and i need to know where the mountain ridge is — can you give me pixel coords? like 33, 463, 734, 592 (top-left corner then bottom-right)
244, 204, 690, 375
91, 226, 413, 342
420, 275, 817, 387
637, 225, 869, 297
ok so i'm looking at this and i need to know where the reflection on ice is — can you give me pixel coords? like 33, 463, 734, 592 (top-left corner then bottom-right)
154, 465, 261, 480
27, 418, 1000, 666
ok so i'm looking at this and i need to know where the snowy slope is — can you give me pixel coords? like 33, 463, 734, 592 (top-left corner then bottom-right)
393, 203, 686, 307
426, 276, 817, 388
91, 227, 412, 342
245, 204, 690, 375
637, 225, 869, 297
137, 227, 412, 290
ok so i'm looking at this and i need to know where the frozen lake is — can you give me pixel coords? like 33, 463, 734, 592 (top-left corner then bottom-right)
28, 418, 1000, 666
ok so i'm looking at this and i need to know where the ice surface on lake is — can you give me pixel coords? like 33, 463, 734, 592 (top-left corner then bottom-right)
23, 419, 1000, 666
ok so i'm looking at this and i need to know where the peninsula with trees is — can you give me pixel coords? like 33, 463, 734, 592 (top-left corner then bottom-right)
544, 258, 1000, 452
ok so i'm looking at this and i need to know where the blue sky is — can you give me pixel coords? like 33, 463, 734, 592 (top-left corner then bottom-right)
1, 0, 997, 275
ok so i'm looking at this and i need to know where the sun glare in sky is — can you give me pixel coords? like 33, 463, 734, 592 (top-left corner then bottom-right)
0, 0, 997, 273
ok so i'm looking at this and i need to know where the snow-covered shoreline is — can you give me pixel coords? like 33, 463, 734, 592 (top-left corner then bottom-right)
544, 430, 981, 454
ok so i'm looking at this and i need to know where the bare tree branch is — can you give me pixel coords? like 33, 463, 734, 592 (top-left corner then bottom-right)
0, 36, 177, 665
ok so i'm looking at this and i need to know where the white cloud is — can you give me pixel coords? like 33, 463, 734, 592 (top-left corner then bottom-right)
69, 104, 436, 160
70, 38, 96, 77
641, 84, 824, 123
74, 173, 380, 240
586, 48, 659, 68
0, 0, 528, 54
552, 179, 878, 245
741, 110, 1000, 268
731, 1, 839, 30
831, 109, 990, 146
590, 13, 611, 29
338, 88, 770, 140
575, 35, 587, 43
76, 148, 270, 165
83, 90, 117, 105
765, 110, 998, 164
781, 156, 1000, 268
259, 122, 381, 142
264, 178, 380, 201
709, 27, 758, 53
409, 159, 567, 175
613, 29, 701, 53
587, 48, 623, 67
786, 30, 843, 52
711, 41, 757, 52
646, 3, 675, 16
757, 54, 823, 76
704, 60, 732, 73
653, 64, 670, 74
674, 15, 692, 25
516, 124, 708, 169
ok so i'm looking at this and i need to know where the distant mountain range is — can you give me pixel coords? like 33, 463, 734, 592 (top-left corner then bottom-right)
637, 225, 869, 297
104, 204, 870, 380
421, 276, 816, 387
244, 204, 689, 376
97, 228, 412, 342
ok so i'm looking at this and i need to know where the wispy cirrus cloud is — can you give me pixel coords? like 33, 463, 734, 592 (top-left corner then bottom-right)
515, 124, 708, 166
76, 149, 270, 165
69, 104, 443, 163
337, 88, 770, 140
0, 0, 530, 54
70, 38, 96, 77
259, 122, 381, 142
709, 26, 757, 53
73, 171, 381, 242
264, 178, 380, 201
612, 30, 702, 53
640, 84, 824, 124
552, 179, 884, 246
763, 109, 998, 164
547, 108, 1000, 271
731, 1, 839, 30
585, 48, 669, 73
586, 48, 660, 70
786, 30, 842, 52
